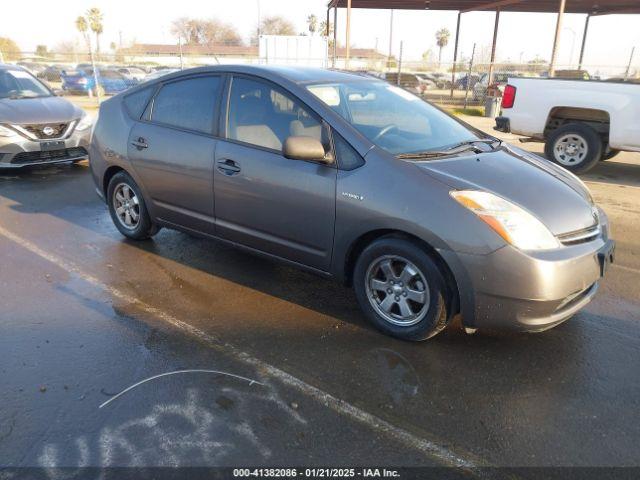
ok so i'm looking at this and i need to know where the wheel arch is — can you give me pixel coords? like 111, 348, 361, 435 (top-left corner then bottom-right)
544, 106, 611, 140
102, 165, 126, 197
343, 229, 461, 316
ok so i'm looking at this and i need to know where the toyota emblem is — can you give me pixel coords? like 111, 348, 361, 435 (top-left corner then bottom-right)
42, 126, 55, 136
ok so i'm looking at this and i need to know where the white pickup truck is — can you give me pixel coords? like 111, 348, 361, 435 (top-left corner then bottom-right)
495, 78, 640, 173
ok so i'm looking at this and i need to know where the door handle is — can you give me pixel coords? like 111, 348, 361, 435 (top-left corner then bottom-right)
217, 159, 241, 175
131, 137, 148, 150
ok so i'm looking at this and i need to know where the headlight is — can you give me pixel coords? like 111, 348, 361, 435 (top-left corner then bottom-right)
75, 114, 93, 131
0, 125, 18, 137
450, 190, 560, 251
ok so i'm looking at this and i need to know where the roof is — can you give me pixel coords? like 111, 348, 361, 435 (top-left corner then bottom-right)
327, 0, 640, 15
119, 44, 387, 60
0, 64, 22, 71
144, 64, 376, 85
118, 43, 258, 57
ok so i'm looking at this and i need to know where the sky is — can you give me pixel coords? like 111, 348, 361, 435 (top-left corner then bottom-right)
1, 0, 639, 71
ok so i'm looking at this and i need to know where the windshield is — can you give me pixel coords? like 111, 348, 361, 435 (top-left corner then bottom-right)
307, 81, 478, 155
0, 69, 51, 99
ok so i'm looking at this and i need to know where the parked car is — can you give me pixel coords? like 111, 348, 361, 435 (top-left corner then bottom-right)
143, 68, 180, 82
16, 62, 46, 76
115, 67, 147, 82
455, 73, 481, 90
61, 68, 138, 96
39, 64, 74, 82
90, 65, 614, 341
0, 64, 92, 168
496, 76, 640, 173
382, 73, 430, 95
421, 72, 452, 90
413, 73, 438, 90
472, 72, 519, 100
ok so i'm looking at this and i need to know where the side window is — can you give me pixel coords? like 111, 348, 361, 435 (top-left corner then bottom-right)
124, 85, 155, 120
333, 132, 365, 171
227, 76, 325, 152
151, 76, 221, 134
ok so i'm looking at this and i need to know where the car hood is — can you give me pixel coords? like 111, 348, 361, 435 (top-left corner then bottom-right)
0, 96, 83, 124
415, 147, 597, 236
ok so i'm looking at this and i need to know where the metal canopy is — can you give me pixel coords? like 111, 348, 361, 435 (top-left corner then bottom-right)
327, 0, 640, 15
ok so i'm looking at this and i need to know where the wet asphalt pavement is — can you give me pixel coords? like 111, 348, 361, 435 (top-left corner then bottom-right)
0, 157, 639, 476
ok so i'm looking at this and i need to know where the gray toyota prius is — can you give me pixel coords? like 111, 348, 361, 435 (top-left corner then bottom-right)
89, 65, 615, 341
0, 64, 92, 168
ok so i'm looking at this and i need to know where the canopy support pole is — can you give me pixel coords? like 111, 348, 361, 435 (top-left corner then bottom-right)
333, 7, 338, 68
487, 9, 500, 85
578, 13, 591, 70
345, 0, 352, 69
549, 0, 566, 77
450, 11, 462, 98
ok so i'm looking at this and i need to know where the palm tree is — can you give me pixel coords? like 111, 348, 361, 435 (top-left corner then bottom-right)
435, 28, 450, 67
75, 16, 91, 52
307, 14, 318, 35
86, 8, 104, 55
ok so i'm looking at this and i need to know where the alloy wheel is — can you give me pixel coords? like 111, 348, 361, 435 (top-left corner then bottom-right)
365, 255, 430, 326
112, 182, 140, 230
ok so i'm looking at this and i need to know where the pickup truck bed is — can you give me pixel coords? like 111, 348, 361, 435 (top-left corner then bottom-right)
496, 77, 640, 173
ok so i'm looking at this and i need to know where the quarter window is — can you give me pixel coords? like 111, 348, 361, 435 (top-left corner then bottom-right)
151, 76, 221, 134
227, 77, 326, 152
124, 85, 155, 120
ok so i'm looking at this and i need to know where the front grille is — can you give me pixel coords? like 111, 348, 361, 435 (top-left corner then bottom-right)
11, 147, 88, 165
22, 123, 70, 139
557, 224, 601, 246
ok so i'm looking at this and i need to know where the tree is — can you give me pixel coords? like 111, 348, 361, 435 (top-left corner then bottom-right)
252, 15, 296, 44
435, 28, 450, 67
76, 16, 91, 52
86, 8, 104, 54
170, 17, 242, 46
307, 14, 318, 35
35, 45, 49, 58
319, 19, 333, 38
0, 37, 20, 61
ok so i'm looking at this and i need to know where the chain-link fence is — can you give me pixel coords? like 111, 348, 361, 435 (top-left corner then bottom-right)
5, 49, 638, 111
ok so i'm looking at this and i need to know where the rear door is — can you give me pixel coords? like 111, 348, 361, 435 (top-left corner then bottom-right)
127, 74, 223, 234
213, 75, 337, 271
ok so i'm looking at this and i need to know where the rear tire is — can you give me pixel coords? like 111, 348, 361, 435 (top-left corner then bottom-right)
107, 171, 159, 240
545, 123, 602, 174
353, 237, 451, 341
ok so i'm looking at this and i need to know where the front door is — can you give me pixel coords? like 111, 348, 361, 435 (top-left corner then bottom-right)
214, 76, 336, 271
127, 75, 222, 233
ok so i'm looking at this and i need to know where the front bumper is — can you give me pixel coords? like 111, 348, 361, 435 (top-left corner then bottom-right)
0, 128, 91, 168
442, 219, 614, 332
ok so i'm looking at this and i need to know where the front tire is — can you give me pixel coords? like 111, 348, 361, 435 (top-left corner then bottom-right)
107, 171, 159, 240
545, 123, 602, 174
353, 237, 451, 341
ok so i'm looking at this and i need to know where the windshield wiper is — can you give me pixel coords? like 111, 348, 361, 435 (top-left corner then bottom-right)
396, 138, 502, 160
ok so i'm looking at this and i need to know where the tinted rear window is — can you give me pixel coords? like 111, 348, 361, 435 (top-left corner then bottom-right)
151, 76, 221, 134
124, 85, 156, 119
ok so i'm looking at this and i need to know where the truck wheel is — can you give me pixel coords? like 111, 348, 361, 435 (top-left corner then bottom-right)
545, 123, 602, 174
601, 147, 620, 161
353, 237, 451, 341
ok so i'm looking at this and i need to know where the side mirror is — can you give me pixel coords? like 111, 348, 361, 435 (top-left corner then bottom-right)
283, 136, 333, 164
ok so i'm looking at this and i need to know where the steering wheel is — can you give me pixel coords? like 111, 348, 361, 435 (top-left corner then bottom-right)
373, 124, 398, 142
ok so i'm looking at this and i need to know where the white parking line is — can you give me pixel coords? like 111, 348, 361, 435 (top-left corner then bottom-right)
0, 224, 481, 471
612, 263, 640, 275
